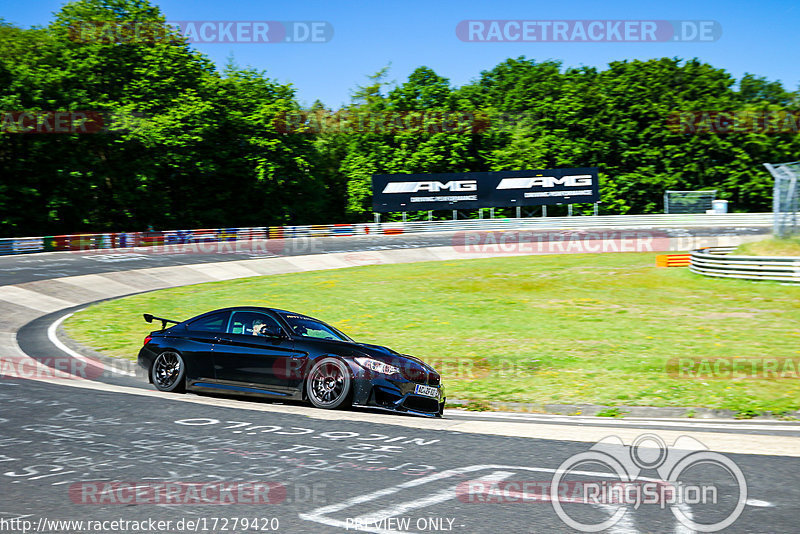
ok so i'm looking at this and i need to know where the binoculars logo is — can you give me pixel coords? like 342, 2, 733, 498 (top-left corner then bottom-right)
551, 434, 747, 532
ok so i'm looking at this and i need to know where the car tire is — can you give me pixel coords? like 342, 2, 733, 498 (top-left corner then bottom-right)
150, 351, 186, 393
306, 357, 352, 410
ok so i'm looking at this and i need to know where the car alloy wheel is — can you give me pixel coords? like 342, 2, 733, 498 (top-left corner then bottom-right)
307, 357, 352, 409
151, 351, 186, 393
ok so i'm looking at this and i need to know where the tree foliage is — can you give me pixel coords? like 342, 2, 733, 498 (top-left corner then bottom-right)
1, 1, 798, 236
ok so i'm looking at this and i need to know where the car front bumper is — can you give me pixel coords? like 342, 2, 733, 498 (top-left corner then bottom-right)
349, 367, 446, 417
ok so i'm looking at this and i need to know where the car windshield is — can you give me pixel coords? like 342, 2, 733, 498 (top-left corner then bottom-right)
280, 314, 351, 342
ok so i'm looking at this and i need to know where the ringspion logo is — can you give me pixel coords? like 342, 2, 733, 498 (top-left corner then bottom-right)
551, 434, 747, 532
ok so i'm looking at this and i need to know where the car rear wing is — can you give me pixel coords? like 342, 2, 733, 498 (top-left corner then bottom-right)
143, 313, 180, 331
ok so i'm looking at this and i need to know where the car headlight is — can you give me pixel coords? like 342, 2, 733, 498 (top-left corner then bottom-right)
355, 357, 400, 376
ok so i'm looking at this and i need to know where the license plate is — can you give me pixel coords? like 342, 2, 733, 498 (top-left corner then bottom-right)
414, 384, 439, 398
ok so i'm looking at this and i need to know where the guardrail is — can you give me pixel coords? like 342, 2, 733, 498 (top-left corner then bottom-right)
690, 246, 800, 283
398, 212, 774, 233
0, 212, 775, 256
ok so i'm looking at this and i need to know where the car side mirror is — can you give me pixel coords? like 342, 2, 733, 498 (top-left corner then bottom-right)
259, 324, 285, 338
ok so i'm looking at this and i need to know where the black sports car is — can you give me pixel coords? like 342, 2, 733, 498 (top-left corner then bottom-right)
137, 307, 445, 417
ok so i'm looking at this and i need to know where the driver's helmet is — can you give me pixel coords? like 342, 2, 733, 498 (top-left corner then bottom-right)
252, 320, 265, 335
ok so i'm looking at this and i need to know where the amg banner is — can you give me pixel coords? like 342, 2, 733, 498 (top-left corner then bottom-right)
372, 168, 599, 212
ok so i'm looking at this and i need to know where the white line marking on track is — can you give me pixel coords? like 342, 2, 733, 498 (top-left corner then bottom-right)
592, 503, 638, 534
673, 502, 694, 534
446, 411, 800, 433
745, 499, 774, 507
47, 311, 135, 377
354, 470, 515, 527
299, 464, 668, 533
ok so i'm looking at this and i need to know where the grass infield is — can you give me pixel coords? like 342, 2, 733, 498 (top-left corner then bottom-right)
64, 252, 800, 417
734, 237, 800, 257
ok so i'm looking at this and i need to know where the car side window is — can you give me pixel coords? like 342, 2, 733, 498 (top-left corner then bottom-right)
187, 311, 230, 332
228, 311, 283, 337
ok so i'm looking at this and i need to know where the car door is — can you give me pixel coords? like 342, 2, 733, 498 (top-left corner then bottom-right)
212, 311, 305, 396
181, 310, 230, 380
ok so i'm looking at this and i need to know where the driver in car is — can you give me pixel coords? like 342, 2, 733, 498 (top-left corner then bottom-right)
293, 324, 307, 336
252, 319, 265, 336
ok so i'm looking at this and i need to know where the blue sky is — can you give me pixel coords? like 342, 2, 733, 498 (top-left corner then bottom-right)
3, 0, 799, 108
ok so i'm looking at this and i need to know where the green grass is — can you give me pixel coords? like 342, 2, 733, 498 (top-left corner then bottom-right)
735, 237, 800, 256
64, 253, 800, 417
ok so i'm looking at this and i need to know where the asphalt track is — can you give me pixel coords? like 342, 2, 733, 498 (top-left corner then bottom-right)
2, 225, 799, 533
0, 225, 767, 286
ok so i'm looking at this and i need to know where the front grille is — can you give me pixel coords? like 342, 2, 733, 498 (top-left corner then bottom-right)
403, 395, 439, 414
401, 365, 427, 383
